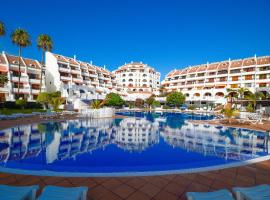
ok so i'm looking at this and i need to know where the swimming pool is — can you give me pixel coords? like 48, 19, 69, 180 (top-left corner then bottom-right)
0, 112, 269, 176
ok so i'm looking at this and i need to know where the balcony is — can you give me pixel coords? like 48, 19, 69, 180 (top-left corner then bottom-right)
89, 73, 98, 78
59, 67, 70, 73
0, 86, 8, 93
71, 69, 81, 75
72, 78, 83, 83
13, 87, 30, 93
31, 89, 40, 94
81, 71, 89, 76
12, 76, 28, 83
29, 78, 41, 84
60, 76, 71, 81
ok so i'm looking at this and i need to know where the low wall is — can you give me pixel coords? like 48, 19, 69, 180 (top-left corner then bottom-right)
80, 108, 115, 118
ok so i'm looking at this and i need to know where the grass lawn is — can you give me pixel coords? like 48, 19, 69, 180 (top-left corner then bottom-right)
0, 109, 46, 115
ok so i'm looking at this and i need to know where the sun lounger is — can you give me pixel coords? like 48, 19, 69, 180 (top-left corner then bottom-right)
186, 189, 234, 200
0, 184, 39, 200
237, 113, 263, 124
38, 185, 88, 200
233, 184, 270, 200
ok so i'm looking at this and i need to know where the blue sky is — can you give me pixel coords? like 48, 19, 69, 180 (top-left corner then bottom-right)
0, 0, 270, 79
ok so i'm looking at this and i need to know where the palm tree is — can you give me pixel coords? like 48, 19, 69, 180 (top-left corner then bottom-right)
237, 88, 250, 110
0, 21, 5, 50
37, 34, 53, 92
222, 107, 239, 124
245, 91, 265, 111
11, 29, 31, 97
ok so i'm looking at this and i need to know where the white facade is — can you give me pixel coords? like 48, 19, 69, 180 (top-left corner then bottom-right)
113, 62, 161, 101
0, 52, 45, 102
45, 52, 116, 102
162, 55, 270, 105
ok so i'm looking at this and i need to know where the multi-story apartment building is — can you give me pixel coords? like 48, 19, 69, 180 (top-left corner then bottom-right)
162, 56, 270, 105
0, 52, 45, 102
45, 52, 115, 101
113, 62, 160, 101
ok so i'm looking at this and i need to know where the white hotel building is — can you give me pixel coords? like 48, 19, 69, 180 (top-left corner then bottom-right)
0, 52, 45, 102
162, 55, 270, 105
113, 62, 160, 101
45, 52, 116, 102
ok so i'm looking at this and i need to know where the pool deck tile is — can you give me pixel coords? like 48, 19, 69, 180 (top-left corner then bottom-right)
1, 160, 270, 199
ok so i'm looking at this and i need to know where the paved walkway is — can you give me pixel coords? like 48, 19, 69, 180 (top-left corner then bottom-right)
0, 160, 270, 200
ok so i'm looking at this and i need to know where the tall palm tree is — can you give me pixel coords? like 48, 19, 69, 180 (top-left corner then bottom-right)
0, 21, 5, 50
237, 87, 250, 110
37, 34, 53, 92
245, 91, 265, 111
11, 29, 31, 97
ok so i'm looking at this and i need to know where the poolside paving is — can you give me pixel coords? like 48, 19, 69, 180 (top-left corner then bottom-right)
0, 160, 270, 199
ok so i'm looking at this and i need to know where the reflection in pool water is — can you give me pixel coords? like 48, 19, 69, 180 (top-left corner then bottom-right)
0, 112, 269, 175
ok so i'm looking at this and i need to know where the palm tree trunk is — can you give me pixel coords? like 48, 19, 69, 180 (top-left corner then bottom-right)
40, 50, 44, 92
18, 46, 21, 98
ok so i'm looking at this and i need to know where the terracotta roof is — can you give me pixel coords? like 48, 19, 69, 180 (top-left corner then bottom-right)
53, 54, 68, 63
230, 60, 242, 68
167, 70, 177, 77
188, 66, 199, 73
243, 58, 256, 66
197, 65, 207, 72
66, 57, 79, 66
181, 68, 189, 75
257, 56, 270, 65
208, 63, 219, 70
218, 61, 229, 70
6, 55, 26, 67
23, 58, 41, 69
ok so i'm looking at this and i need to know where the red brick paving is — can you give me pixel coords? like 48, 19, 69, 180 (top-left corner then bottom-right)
1, 160, 270, 199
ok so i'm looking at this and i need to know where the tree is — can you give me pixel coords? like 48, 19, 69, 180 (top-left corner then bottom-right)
166, 92, 185, 107
90, 100, 104, 109
104, 93, 125, 107
15, 98, 27, 109
0, 74, 8, 86
152, 100, 161, 108
245, 91, 265, 111
49, 97, 64, 111
0, 21, 5, 37
37, 92, 50, 109
145, 95, 155, 108
37, 34, 53, 92
11, 29, 31, 97
0, 21, 5, 50
37, 91, 62, 110
135, 98, 144, 108
222, 108, 239, 124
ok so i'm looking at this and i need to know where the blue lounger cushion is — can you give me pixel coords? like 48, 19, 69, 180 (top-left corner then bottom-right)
186, 189, 234, 200
38, 185, 88, 200
233, 184, 270, 200
0, 184, 39, 200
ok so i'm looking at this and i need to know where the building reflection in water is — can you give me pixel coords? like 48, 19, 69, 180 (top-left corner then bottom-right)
0, 116, 269, 165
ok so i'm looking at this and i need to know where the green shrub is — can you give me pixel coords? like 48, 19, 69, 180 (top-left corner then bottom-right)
166, 92, 186, 107
188, 105, 195, 110
15, 99, 27, 109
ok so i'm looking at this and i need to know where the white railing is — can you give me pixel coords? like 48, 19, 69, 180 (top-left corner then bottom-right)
29, 78, 40, 84
59, 67, 70, 73
80, 108, 115, 118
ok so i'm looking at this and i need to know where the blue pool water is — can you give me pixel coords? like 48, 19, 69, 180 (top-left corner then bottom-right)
0, 112, 269, 176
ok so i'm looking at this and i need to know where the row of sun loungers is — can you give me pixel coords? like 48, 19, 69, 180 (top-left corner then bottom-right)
0, 184, 87, 200
186, 184, 270, 200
